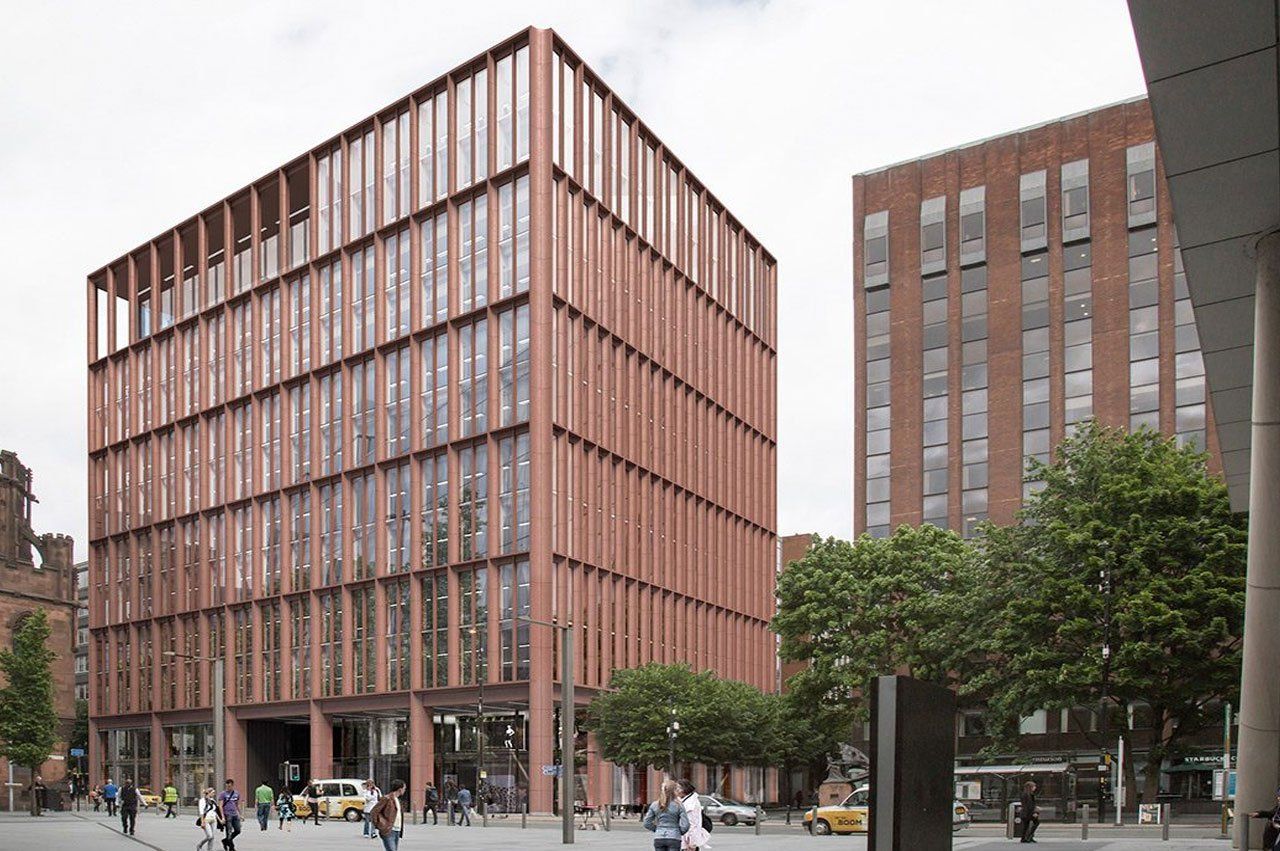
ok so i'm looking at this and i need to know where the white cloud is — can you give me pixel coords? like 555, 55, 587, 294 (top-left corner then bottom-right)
0, 0, 1145, 556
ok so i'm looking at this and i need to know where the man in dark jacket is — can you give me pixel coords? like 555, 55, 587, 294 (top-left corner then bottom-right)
118, 778, 140, 836
1019, 780, 1039, 843
422, 781, 439, 825
1249, 788, 1280, 850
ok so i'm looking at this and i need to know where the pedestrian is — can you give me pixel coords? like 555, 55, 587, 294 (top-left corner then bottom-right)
422, 781, 439, 825
644, 779, 690, 851
164, 780, 180, 818
90, 784, 101, 812
369, 779, 406, 851
196, 788, 221, 851
676, 779, 712, 850
456, 784, 473, 826
254, 778, 274, 831
32, 775, 47, 813
1019, 780, 1040, 844
103, 777, 118, 816
119, 777, 140, 836
217, 778, 243, 851
304, 780, 322, 825
275, 787, 295, 832
362, 779, 381, 839
444, 780, 458, 825
1247, 786, 1280, 851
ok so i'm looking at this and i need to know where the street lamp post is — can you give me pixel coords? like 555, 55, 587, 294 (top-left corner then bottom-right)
666, 708, 680, 778
1098, 543, 1114, 823
518, 616, 574, 845
470, 625, 487, 826
164, 651, 224, 786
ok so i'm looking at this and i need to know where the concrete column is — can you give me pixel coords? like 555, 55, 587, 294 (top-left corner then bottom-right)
150, 714, 166, 789
309, 702, 331, 782
1237, 230, 1280, 850
409, 697, 433, 814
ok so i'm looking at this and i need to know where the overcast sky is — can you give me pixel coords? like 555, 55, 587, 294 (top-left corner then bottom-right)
0, 0, 1147, 560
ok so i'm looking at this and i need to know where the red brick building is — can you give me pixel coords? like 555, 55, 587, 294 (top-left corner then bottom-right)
0, 450, 77, 810
851, 97, 1230, 810
853, 97, 1221, 539
86, 27, 777, 810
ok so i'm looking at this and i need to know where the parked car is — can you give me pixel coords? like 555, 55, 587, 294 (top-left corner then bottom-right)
136, 787, 162, 809
803, 784, 970, 835
697, 794, 763, 827
291, 779, 366, 821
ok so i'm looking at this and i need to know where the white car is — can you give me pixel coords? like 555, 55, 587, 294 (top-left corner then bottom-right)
698, 794, 763, 827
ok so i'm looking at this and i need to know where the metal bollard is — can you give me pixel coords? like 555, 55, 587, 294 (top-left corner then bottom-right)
1161, 803, 1170, 841
1007, 802, 1019, 840
1082, 804, 1089, 839
522, 801, 528, 829
603, 804, 611, 831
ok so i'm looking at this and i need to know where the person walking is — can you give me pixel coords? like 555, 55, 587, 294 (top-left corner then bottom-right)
90, 783, 101, 812
118, 777, 140, 836
275, 787, 295, 832
456, 784, 473, 826
444, 780, 458, 825
1019, 780, 1040, 843
254, 779, 274, 831
164, 780, 179, 818
362, 779, 382, 839
305, 781, 322, 825
196, 788, 221, 851
422, 781, 439, 825
102, 778, 118, 817
369, 779, 406, 851
217, 778, 243, 851
644, 779, 690, 851
677, 779, 712, 850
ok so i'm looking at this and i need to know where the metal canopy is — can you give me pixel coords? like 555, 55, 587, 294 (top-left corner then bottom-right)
1128, 0, 1280, 510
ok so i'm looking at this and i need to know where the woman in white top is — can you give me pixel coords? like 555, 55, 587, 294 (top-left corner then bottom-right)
196, 787, 220, 851
362, 779, 382, 839
677, 779, 711, 850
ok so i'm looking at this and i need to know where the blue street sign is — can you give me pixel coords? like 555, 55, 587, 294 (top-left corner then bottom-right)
70, 748, 85, 757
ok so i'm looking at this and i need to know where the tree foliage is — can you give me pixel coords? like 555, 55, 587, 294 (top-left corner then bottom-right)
0, 608, 58, 815
772, 526, 985, 722
970, 422, 1246, 794
585, 663, 819, 771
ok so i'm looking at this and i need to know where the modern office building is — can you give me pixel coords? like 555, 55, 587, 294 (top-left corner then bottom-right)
850, 98, 1232, 808
853, 96, 1222, 539
85, 27, 777, 810
1128, 2, 1278, 844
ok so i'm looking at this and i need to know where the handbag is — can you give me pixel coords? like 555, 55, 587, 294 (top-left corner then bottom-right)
702, 811, 714, 832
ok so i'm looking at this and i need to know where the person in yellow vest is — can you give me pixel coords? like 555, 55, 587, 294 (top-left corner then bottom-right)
163, 782, 179, 818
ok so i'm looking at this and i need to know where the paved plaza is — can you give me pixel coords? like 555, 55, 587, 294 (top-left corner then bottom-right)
0, 810, 1231, 851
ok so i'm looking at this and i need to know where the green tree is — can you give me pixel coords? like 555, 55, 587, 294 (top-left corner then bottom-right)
970, 422, 1246, 800
772, 527, 985, 725
71, 698, 89, 755
586, 663, 782, 772
0, 608, 59, 815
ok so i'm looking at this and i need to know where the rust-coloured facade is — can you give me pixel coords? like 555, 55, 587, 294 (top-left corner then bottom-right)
0, 450, 77, 811
853, 97, 1221, 539
86, 27, 777, 809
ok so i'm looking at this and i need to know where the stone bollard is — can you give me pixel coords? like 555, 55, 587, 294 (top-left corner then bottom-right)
1162, 803, 1170, 841
755, 806, 762, 836
1082, 804, 1089, 839
603, 804, 611, 831
1007, 802, 1019, 840
809, 805, 818, 836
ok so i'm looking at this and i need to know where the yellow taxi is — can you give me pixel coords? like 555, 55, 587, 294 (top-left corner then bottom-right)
291, 779, 368, 822
803, 785, 970, 835
136, 788, 163, 809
